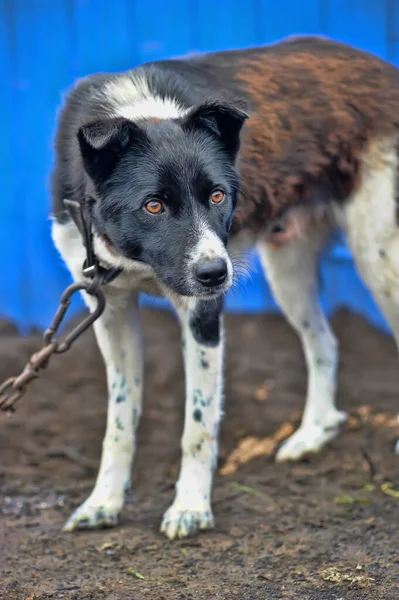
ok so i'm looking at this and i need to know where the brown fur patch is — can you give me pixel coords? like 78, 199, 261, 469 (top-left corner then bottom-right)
222, 37, 399, 233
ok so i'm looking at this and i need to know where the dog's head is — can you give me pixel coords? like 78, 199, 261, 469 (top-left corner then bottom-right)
77, 101, 248, 299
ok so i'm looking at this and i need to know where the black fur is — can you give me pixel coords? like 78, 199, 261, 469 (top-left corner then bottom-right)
189, 298, 223, 347
193, 409, 203, 423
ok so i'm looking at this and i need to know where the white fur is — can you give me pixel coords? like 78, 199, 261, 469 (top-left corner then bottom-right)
186, 219, 233, 294
190, 221, 230, 263
337, 138, 399, 454
104, 75, 188, 122
336, 138, 399, 322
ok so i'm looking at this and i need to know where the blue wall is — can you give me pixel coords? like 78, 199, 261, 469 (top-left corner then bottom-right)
0, 0, 398, 332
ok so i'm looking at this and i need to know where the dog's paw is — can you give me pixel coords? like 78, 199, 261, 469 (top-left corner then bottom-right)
63, 497, 122, 531
160, 505, 214, 540
276, 410, 347, 462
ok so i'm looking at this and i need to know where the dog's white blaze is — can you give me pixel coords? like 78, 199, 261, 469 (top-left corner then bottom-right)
161, 304, 223, 539
192, 227, 225, 261
188, 221, 233, 288
104, 75, 188, 122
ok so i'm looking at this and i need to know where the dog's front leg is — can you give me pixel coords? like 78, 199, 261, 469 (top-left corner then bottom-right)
161, 298, 224, 540
63, 290, 143, 531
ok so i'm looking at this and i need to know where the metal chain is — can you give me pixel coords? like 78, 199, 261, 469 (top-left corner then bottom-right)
0, 276, 105, 413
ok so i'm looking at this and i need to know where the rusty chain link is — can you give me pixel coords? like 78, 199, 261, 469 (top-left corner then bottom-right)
0, 277, 105, 413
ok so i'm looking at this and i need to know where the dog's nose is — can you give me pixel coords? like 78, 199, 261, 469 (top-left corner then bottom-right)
195, 258, 228, 288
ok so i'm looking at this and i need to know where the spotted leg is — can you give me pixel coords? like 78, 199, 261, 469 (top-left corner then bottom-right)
61, 286, 142, 530
161, 298, 224, 539
257, 233, 346, 461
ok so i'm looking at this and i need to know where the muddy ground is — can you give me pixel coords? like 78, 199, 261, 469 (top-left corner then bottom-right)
0, 308, 398, 600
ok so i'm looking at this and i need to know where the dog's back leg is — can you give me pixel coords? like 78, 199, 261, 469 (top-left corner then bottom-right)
338, 137, 399, 454
257, 223, 346, 461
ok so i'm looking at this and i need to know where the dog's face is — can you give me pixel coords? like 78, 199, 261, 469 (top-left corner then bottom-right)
78, 102, 248, 298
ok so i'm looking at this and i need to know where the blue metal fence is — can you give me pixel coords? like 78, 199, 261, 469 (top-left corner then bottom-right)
0, 0, 397, 332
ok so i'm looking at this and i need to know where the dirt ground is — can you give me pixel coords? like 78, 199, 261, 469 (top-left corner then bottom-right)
0, 308, 398, 600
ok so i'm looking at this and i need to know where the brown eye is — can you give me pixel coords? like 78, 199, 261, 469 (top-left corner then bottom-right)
145, 200, 164, 214
210, 189, 225, 204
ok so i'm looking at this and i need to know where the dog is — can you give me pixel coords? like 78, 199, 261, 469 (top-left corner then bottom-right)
52, 36, 399, 539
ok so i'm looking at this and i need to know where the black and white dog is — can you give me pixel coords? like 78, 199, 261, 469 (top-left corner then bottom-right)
52, 36, 399, 539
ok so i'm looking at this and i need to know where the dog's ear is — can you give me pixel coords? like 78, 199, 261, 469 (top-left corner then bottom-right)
183, 101, 249, 159
78, 118, 145, 184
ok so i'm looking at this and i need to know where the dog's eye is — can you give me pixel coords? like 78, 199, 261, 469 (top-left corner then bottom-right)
145, 200, 164, 215
210, 189, 225, 205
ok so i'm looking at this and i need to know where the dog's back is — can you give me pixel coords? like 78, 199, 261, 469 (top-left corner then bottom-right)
177, 37, 399, 230
53, 36, 399, 230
